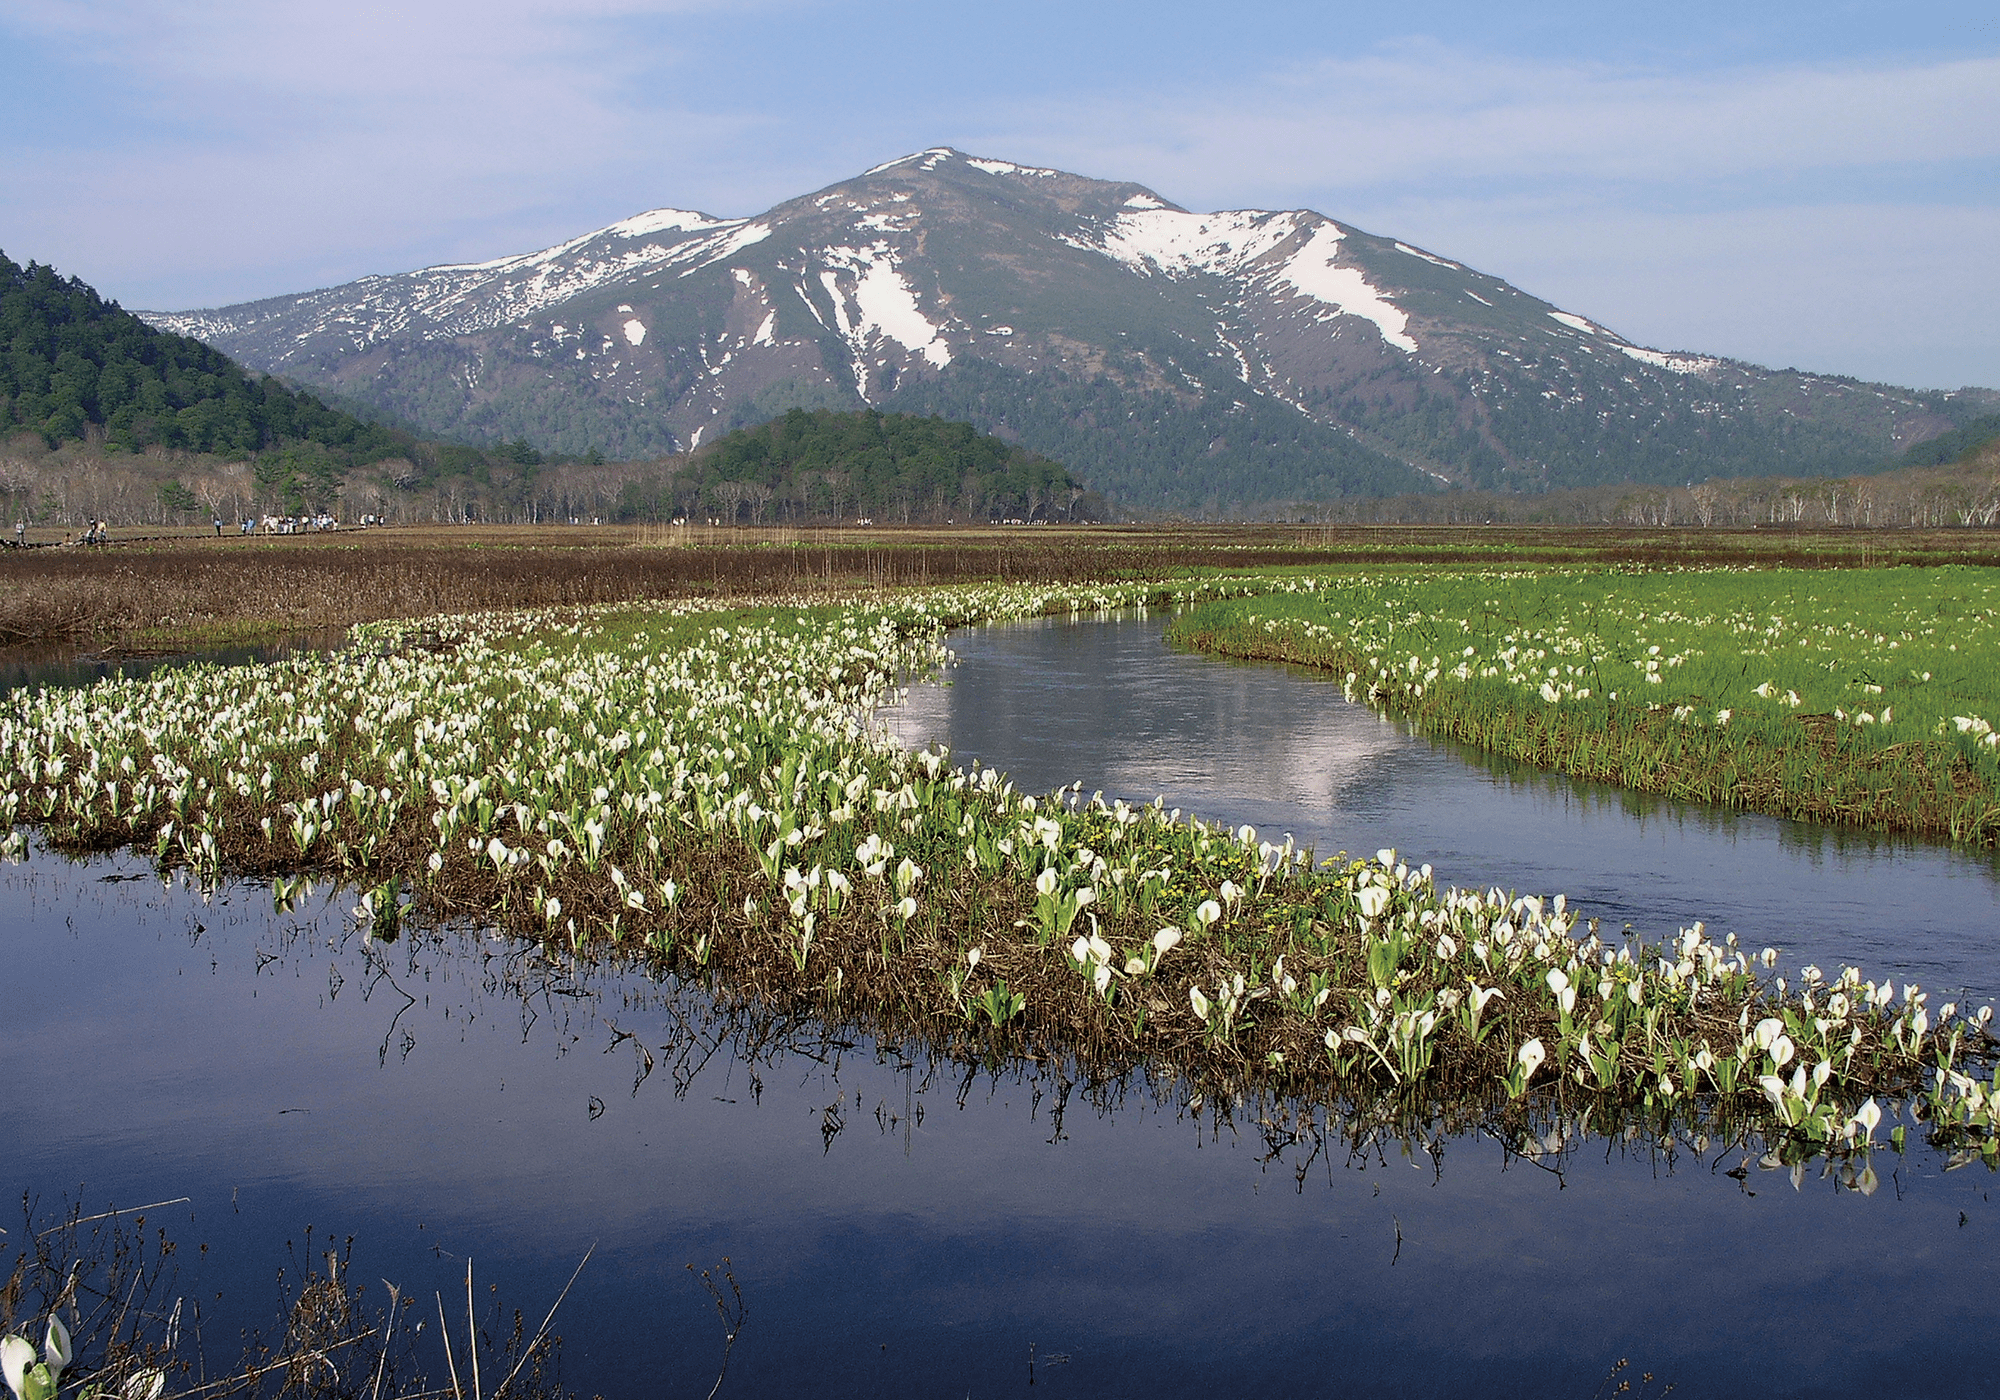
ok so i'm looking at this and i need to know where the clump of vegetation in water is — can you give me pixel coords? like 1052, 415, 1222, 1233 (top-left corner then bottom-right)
0, 1195, 593, 1400
1, 579, 1994, 1171
1171, 566, 2000, 843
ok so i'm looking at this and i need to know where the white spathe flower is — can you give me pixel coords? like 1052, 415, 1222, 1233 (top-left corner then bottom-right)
1355, 885, 1391, 919
1195, 899, 1222, 928
1034, 867, 1059, 897
41, 1321, 67, 1379
1517, 1039, 1547, 1081
1152, 928, 1183, 956
2, 1336, 34, 1400
1189, 987, 1212, 1022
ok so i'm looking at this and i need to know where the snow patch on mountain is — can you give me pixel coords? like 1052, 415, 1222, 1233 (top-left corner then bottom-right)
1547, 311, 1601, 335
965, 156, 1060, 177
1271, 225, 1417, 354
863, 150, 947, 175
1092, 208, 1303, 278
816, 244, 952, 399
621, 318, 646, 346
149, 214, 774, 356
696, 221, 774, 269
1619, 345, 1720, 375
1079, 208, 1415, 354
602, 208, 734, 240
1394, 241, 1458, 269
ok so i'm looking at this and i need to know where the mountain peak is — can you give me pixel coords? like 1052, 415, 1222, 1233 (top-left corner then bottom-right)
139, 150, 1983, 510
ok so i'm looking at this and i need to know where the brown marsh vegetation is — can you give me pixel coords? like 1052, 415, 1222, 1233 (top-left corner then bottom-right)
6, 521, 2000, 653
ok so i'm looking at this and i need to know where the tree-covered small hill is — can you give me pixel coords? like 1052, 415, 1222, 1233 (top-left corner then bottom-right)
0, 250, 407, 462
695, 408, 1097, 522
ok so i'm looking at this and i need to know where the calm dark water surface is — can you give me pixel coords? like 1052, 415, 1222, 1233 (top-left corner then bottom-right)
6, 614, 1997, 1399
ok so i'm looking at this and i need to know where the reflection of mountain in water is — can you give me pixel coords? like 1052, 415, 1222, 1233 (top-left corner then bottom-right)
888, 613, 1412, 812
885, 613, 2000, 1004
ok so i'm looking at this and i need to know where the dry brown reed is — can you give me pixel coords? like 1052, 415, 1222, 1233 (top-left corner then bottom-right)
6, 522, 2000, 653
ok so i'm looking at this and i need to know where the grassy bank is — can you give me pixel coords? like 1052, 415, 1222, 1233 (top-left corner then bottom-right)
1170, 567, 2000, 846
3, 579, 1994, 1167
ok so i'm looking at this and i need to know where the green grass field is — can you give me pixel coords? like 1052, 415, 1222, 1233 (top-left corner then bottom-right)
1170, 565, 2000, 843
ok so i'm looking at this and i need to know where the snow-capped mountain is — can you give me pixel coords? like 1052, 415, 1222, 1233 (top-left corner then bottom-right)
146, 148, 1983, 509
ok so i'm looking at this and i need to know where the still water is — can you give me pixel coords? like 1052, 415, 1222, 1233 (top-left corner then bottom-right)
884, 615, 2000, 1006
5, 615, 1996, 1398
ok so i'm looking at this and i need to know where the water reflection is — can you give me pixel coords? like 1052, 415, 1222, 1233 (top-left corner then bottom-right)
0, 631, 346, 695
4, 843, 1995, 1399
884, 613, 2000, 1005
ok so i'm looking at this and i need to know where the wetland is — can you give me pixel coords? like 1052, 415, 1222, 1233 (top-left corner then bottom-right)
4, 536, 1998, 1398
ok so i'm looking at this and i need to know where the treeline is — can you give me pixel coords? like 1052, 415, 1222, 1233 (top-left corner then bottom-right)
685, 408, 1096, 523
1276, 442, 2000, 528
0, 410, 1099, 530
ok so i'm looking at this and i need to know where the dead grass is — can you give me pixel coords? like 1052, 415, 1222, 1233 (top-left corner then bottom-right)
4, 521, 1999, 653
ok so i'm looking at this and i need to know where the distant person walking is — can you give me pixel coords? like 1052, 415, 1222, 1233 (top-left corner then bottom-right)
213, 516, 223, 536
12, 521, 22, 547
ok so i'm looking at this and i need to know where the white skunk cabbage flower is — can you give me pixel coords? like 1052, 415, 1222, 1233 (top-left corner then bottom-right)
2, 1336, 35, 1400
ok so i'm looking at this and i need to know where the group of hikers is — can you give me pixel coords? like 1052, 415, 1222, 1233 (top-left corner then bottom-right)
253, 512, 343, 534
6, 511, 376, 547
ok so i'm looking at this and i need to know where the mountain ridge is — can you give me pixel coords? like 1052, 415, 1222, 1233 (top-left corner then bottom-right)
143, 147, 1997, 512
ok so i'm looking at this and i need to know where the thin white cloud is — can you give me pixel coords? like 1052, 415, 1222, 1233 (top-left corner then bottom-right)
996, 45, 2000, 201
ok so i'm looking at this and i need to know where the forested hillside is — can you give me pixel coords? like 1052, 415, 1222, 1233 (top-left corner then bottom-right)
1900, 412, 2000, 467
0, 251, 410, 463
694, 409, 1095, 522
882, 360, 1429, 513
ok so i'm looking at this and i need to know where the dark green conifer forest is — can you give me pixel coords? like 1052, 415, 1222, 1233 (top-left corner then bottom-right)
0, 251, 407, 461
693, 408, 1097, 522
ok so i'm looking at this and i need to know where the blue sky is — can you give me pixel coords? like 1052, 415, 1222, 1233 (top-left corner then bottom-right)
4, 0, 1997, 389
